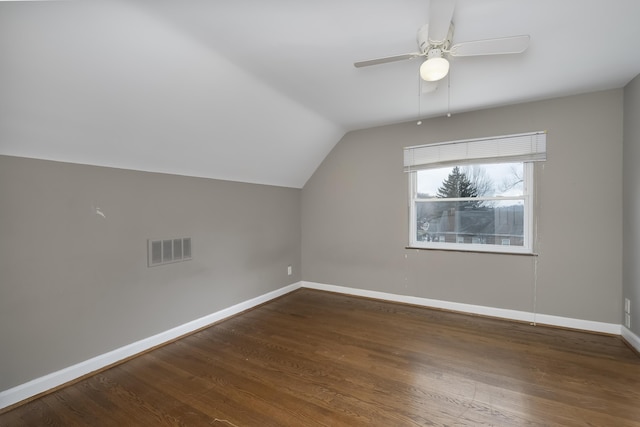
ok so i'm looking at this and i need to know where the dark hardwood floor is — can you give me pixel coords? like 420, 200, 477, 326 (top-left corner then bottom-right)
2, 288, 640, 426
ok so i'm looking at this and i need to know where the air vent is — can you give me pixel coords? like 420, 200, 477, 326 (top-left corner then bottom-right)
148, 237, 192, 267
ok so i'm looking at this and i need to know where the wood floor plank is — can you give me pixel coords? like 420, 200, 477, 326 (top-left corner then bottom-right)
2, 288, 639, 426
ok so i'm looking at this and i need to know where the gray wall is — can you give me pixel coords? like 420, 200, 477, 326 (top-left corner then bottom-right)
302, 90, 623, 324
0, 156, 301, 391
624, 75, 640, 335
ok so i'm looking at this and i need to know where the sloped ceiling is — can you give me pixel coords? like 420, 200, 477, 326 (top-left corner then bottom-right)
1, 0, 640, 188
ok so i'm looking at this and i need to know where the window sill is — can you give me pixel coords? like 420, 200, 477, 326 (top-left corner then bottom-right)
405, 246, 538, 256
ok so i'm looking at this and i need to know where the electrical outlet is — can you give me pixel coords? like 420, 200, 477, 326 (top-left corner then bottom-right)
625, 298, 631, 314
287, 265, 292, 276
625, 313, 631, 329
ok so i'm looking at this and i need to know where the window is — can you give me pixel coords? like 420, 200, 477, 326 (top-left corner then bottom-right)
404, 132, 546, 254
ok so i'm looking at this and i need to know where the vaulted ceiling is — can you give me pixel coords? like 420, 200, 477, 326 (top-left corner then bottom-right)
1, 0, 639, 188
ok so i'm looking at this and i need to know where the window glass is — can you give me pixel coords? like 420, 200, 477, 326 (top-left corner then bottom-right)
410, 162, 532, 253
417, 163, 524, 198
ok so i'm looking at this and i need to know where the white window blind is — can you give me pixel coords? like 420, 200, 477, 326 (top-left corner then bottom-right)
404, 131, 547, 171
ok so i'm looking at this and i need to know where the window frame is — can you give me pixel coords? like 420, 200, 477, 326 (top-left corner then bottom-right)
408, 161, 535, 254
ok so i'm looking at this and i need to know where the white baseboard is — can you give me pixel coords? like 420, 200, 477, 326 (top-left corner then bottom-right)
622, 326, 640, 353
1, 280, 629, 411
302, 281, 621, 335
0, 282, 302, 411
533, 313, 621, 335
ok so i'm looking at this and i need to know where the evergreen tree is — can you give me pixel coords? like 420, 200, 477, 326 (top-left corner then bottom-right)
436, 166, 480, 209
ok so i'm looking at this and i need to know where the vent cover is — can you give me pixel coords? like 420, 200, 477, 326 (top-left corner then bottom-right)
148, 237, 192, 267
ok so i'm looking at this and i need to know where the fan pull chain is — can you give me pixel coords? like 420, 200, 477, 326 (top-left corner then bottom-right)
417, 73, 423, 125
447, 71, 452, 118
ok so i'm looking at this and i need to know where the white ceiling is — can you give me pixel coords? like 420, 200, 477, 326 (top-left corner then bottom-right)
1, 0, 640, 188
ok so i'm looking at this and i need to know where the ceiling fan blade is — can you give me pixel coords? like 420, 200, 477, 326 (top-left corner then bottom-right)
428, 0, 456, 44
449, 35, 530, 57
354, 52, 423, 68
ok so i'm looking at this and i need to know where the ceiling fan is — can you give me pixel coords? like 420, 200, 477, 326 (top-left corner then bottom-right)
354, 0, 530, 83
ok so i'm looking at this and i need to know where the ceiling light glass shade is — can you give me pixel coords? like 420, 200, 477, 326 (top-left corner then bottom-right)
420, 57, 450, 81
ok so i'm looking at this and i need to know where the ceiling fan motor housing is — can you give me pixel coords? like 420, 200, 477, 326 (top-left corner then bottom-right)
417, 23, 454, 55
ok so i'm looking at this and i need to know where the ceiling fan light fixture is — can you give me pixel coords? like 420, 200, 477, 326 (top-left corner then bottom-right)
420, 57, 449, 81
